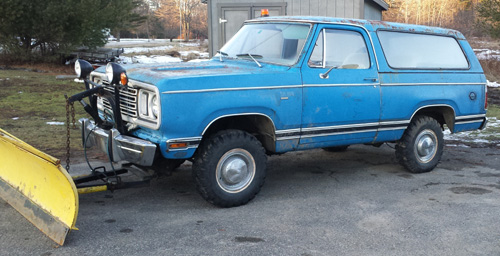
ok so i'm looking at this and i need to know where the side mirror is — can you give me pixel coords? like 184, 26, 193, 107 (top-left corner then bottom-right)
319, 66, 337, 79
74, 59, 94, 79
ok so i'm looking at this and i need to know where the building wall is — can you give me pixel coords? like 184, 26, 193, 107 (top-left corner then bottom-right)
287, 0, 363, 18
207, 0, 381, 56
364, 0, 383, 21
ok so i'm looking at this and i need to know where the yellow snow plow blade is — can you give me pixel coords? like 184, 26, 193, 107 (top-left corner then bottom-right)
0, 128, 78, 246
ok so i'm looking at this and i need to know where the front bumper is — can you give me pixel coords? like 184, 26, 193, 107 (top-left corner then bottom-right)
79, 118, 157, 166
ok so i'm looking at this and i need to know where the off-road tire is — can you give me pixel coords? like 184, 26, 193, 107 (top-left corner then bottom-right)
322, 145, 349, 152
396, 116, 444, 173
192, 130, 267, 207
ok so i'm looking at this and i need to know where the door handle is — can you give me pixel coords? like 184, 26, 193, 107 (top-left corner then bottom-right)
219, 18, 228, 24
364, 78, 378, 82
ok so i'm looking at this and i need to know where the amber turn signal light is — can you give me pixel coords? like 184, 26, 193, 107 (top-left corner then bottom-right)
169, 143, 188, 149
120, 72, 128, 86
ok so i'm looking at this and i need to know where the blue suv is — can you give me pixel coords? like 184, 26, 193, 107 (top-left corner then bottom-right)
74, 17, 487, 207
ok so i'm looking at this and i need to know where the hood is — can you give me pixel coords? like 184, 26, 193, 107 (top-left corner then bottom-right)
95, 59, 298, 92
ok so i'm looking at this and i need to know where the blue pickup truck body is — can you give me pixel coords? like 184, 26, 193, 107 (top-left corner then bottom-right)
82, 16, 487, 206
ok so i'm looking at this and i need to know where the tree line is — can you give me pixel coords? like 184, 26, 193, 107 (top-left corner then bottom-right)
121, 0, 207, 42
2, 0, 499, 62
0, 0, 207, 62
383, 0, 500, 38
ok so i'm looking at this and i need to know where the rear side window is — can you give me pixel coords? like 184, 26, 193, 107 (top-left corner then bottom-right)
378, 31, 469, 69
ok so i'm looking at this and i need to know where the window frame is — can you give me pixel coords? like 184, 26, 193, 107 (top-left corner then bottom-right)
376, 29, 471, 71
308, 27, 372, 70
218, 21, 314, 67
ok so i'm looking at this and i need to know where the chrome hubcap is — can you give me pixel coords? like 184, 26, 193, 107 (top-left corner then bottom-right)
414, 129, 438, 163
216, 149, 255, 193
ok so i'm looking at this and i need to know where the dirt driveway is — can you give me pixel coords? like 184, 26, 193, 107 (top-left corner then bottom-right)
1, 143, 499, 255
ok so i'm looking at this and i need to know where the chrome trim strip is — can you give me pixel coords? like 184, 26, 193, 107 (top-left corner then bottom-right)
409, 104, 456, 123
202, 113, 277, 136
275, 128, 301, 135
300, 129, 378, 138
304, 83, 379, 87
162, 85, 302, 94
117, 145, 142, 154
381, 82, 486, 86
277, 136, 301, 141
302, 122, 380, 132
379, 120, 410, 125
455, 120, 485, 125
456, 114, 486, 120
166, 136, 202, 143
377, 127, 407, 132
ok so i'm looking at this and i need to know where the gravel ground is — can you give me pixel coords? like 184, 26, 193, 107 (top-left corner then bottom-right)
1, 143, 499, 256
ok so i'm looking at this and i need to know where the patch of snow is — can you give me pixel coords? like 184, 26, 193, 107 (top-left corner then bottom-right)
123, 45, 174, 54
188, 59, 210, 63
474, 49, 500, 60
46, 122, 65, 125
179, 42, 201, 47
487, 80, 500, 88
117, 55, 183, 64
447, 144, 470, 148
470, 139, 491, 143
12, 117, 19, 120
444, 117, 500, 144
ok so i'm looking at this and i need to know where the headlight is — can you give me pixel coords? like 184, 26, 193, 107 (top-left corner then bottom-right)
105, 63, 113, 82
74, 59, 93, 79
151, 95, 159, 118
106, 62, 128, 85
139, 90, 159, 120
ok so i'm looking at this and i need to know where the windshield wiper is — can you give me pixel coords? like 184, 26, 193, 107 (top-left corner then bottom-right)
236, 53, 263, 68
216, 50, 228, 62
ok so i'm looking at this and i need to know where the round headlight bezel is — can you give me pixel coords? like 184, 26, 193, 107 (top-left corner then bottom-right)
74, 59, 93, 79
106, 62, 127, 85
75, 60, 81, 77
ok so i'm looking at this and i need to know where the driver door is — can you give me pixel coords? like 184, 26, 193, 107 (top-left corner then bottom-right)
299, 25, 381, 147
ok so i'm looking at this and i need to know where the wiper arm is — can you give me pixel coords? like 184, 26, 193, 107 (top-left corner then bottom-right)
236, 53, 263, 68
216, 50, 228, 62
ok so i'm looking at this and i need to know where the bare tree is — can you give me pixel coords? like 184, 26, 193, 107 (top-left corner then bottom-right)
191, 4, 208, 40
384, 0, 467, 28
175, 0, 201, 41
155, 0, 181, 41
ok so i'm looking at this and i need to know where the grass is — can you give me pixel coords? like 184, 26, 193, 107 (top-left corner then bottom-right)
484, 104, 500, 140
0, 69, 88, 159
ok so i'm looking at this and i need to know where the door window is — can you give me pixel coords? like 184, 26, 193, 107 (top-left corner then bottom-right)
309, 29, 370, 69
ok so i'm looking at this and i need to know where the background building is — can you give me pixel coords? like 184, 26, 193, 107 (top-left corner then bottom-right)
202, 0, 389, 56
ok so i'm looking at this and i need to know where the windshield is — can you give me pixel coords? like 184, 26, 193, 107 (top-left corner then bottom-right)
218, 23, 311, 66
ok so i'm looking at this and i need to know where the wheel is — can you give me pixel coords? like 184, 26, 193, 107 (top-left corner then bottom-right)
322, 145, 349, 152
193, 130, 267, 207
396, 116, 444, 173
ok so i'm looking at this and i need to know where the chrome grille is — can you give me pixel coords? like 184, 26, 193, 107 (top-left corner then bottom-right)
101, 81, 138, 118
91, 73, 160, 130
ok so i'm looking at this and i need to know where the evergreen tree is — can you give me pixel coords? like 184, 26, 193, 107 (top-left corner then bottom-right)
477, 0, 500, 38
0, 0, 144, 60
